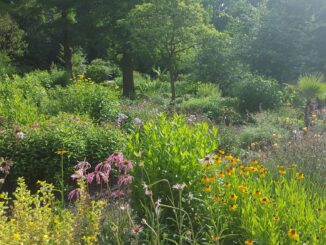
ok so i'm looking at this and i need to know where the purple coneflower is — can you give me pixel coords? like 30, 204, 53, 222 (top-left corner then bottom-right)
118, 160, 133, 173
71, 169, 84, 180
68, 188, 81, 200
0, 158, 13, 174
87, 171, 102, 184
106, 152, 124, 166
111, 190, 125, 198
118, 174, 134, 186
132, 225, 144, 234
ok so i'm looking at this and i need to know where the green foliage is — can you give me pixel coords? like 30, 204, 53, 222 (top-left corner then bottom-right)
0, 51, 15, 76
86, 59, 121, 83
0, 74, 48, 125
298, 73, 326, 100
45, 81, 120, 122
24, 68, 70, 89
232, 74, 282, 112
126, 114, 218, 209
71, 48, 87, 76
0, 113, 125, 188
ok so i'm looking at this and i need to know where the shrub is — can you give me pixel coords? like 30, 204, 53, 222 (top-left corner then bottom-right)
0, 178, 104, 245
45, 80, 120, 121
126, 114, 218, 212
232, 75, 282, 112
0, 75, 48, 125
0, 113, 125, 189
0, 51, 15, 76
24, 69, 70, 89
86, 59, 121, 83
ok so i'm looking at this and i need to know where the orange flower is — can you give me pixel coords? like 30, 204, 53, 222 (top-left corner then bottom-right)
201, 177, 210, 183
204, 185, 211, 192
246, 166, 256, 172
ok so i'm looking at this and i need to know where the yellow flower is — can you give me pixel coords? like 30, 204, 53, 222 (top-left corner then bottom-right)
246, 166, 256, 172
287, 229, 300, 241
272, 215, 280, 222
245, 240, 254, 245
13, 233, 20, 240
219, 149, 225, 155
252, 160, 258, 165
226, 167, 236, 176
285, 117, 290, 124
238, 185, 248, 193
253, 190, 261, 197
224, 182, 232, 188
229, 204, 237, 212
279, 168, 286, 175
204, 185, 212, 192
295, 172, 304, 180
217, 172, 225, 178
212, 235, 221, 241
225, 154, 234, 161
240, 170, 249, 177
55, 149, 69, 155
235, 157, 241, 162
303, 127, 308, 133
209, 176, 216, 182
215, 156, 222, 165
201, 177, 210, 183
213, 195, 223, 202
260, 197, 269, 205
238, 163, 244, 169
320, 226, 326, 231
229, 193, 238, 201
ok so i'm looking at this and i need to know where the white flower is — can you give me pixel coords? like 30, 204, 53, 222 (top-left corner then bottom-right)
172, 183, 186, 190
16, 131, 25, 139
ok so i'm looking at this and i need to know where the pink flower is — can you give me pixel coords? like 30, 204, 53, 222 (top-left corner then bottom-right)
75, 161, 91, 172
111, 190, 125, 198
132, 225, 144, 234
172, 183, 186, 191
87, 171, 102, 184
95, 162, 111, 175
145, 189, 153, 196
99, 171, 109, 183
71, 169, 84, 180
118, 160, 133, 173
0, 158, 13, 174
118, 174, 134, 186
15, 131, 25, 139
68, 188, 81, 200
106, 152, 124, 166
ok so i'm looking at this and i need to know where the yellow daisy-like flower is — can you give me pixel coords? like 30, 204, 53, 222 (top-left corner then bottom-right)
229, 204, 237, 212
226, 167, 236, 176
295, 172, 304, 180
303, 127, 308, 133
238, 185, 248, 193
279, 168, 286, 175
230, 159, 236, 165
245, 240, 254, 245
217, 172, 225, 178
252, 160, 258, 165
240, 170, 249, 177
320, 226, 326, 231
219, 149, 225, 155
253, 190, 261, 197
260, 197, 269, 205
235, 157, 241, 162
238, 163, 244, 169
201, 177, 210, 183
55, 149, 69, 155
224, 182, 232, 188
272, 215, 280, 222
204, 185, 212, 193
287, 229, 300, 241
209, 176, 216, 182
246, 166, 256, 172
229, 193, 238, 201
225, 154, 234, 161
213, 194, 223, 202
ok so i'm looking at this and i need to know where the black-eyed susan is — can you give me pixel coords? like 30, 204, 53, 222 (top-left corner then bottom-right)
320, 226, 326, 231
252, 160, 258, 165
219, 149, 225, 155
237, 185, 248, 193
209, 176, 216, 182
260, 197, 269, 205
215, 156, 222, 165
244, 240, 254, 245
224, 182, 232, 188
225, 154, 234, 161
213, 195, 223, 202
217, 172, 225, 178
235, 157, 241, 162
238, 163, 244, 169
287, 229, 299, 241
253, 190, 261, 197
295, 172, 304, 180
201, 177, 210, 183
303, 127, 308, 133
228, 204, 237, 212
279, 168, 286, 175
226, 167, 236, 176
272, 215, 280, 222
246, 166, 256, 172
240, 170, 249, 177
229, 193, 238, 201
204, 185, 211, 193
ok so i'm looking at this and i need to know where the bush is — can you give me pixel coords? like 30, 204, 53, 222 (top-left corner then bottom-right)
0, 51, 15, 76
0, 113, 125, 189
45, 80, 120, 121
24, 69, 70, 89
86, 59, 121, 83
126, 114, 218, 213
0, 75, 48, 125
232, 75, 282, 112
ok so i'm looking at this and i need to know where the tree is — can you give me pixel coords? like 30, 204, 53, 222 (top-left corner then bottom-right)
128, 0, 215, 100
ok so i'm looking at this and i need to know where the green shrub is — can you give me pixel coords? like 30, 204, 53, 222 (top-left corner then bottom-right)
196, 83, 222, 98
0, 51, 15, 76
86, 59, 120, 83
232, 75, 282, 112
0, 75, 48, 124
126, 114, 218, 211
45, 81, 120, 121
24, 69, 70, 89
0, 113, 125, 189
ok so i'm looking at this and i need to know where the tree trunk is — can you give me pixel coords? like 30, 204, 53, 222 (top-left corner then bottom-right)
121, 52, 134, 98
62, 11, 72, 75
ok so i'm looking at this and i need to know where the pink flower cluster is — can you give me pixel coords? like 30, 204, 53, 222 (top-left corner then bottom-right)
68, 152, 134, 200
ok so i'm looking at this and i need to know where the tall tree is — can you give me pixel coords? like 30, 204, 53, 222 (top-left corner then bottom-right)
128, 0, 215, 100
